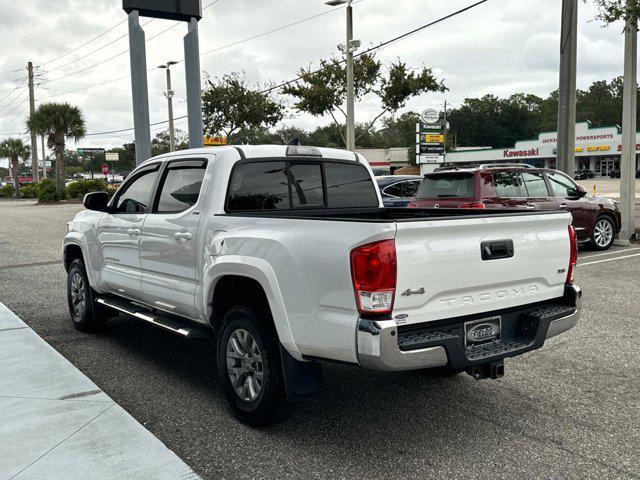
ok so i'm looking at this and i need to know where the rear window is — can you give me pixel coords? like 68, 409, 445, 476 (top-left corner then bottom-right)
227, 160, 379, 211
491, 172, 527, 197
416, 173, 475, 198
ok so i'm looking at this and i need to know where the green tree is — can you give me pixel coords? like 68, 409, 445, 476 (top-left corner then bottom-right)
590, 0, 640, 25
151, 129, 189, 157
202, 72, 285, 142
27, 102, 86, 199
283, 53, 446, 147
0, 138, 30, 197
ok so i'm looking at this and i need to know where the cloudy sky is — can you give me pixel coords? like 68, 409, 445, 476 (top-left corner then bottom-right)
0, 0, 629, 164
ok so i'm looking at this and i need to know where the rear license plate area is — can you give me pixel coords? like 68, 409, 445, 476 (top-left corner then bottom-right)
464, 316, 501, 348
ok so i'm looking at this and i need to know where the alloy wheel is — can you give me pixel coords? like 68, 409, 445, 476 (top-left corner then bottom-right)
594, 219, 613, 248
70, 272, 87, 319
226, 329, 264, 402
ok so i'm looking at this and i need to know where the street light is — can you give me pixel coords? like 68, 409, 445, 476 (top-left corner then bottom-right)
158, 61, 179, 152
325, 0, 359, 151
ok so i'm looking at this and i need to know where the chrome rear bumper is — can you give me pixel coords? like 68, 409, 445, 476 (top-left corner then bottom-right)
357, 285, 582, 372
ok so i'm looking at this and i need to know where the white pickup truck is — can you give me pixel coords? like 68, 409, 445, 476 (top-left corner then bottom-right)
63, 145, 581, 425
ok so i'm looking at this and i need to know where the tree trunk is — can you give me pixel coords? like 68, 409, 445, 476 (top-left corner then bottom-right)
52, 135, 65, 199
11, 157, 20, 198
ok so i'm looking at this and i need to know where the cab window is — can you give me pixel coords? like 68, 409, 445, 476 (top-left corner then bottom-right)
113, 166, 159, 214
155, 160, 207, 214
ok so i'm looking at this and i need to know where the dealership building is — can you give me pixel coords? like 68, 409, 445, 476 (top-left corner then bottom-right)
440, 121, 640, 176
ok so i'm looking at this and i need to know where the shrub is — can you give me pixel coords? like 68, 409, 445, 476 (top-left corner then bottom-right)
21, 183, 38, 198
36, 179, 66, 202
0, 184, 13, 198
66, 178, 107, 199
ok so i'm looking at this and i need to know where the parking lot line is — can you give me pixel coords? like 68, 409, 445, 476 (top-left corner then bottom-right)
578, 252, 640, 266
580, 247, 640, 259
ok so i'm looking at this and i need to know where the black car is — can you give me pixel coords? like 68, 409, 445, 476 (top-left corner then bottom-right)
376, 175, 423, 207
574, 169, 594, 180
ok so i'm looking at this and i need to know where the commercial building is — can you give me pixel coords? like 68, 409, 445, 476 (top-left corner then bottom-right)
355, 147, 410, 175
439, 121, 640, 176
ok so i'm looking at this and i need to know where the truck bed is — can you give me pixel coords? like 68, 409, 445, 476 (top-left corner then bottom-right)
222, 207, 564, 222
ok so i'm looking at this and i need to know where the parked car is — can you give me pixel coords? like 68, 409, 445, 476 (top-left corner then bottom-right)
64, 146, 580, 426
609, 169, 621, 179
574, 169, 594, 180
376, 175, 423, 207
409, 164, 621, 250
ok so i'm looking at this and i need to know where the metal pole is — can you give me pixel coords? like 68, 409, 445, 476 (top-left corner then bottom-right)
184, 18, 203, 148
27, 62, 39, 182
618, 9, 637, 244
443, 100, 448, 163
165, 66, 176, 152
345, 3, 356, 151
41, 135, 46, 179
557, 0, 578, 175
127, 11, 152, 165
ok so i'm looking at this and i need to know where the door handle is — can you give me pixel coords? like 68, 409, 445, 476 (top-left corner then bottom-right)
559, 203, 568, 209
524, 204, 535, 209
174, 232, 192, 241
127, 228, 141, 236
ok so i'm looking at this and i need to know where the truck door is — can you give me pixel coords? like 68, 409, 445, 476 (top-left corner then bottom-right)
139, 158, 208, 319
97, 164, 160, 300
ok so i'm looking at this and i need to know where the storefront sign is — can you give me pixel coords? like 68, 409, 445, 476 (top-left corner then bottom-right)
503, 148, 539, 158
203, 136, 227, 146
421, 133, 445, 143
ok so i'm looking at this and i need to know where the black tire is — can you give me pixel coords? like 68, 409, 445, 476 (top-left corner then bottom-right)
67, 258, 108, 332
216, 306, 289, 427
589, 215, 616, 251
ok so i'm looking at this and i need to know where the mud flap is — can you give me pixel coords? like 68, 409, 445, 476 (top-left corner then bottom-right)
280, 345, 322, 402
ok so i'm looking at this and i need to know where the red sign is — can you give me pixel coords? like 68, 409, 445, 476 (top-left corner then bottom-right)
101, 163, 109, 175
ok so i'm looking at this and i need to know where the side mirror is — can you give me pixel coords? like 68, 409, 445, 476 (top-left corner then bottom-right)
575, 185, 587, 197
83, 191, 110, 212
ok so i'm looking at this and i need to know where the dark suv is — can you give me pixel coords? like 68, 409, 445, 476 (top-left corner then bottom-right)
409, 164, 621, 250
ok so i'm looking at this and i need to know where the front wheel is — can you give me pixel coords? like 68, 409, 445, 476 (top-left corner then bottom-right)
590, 216, 615, 250
67, 258, 108, 332
216, 306, 289, 427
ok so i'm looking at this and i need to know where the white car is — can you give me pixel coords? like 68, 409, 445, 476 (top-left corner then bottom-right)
63, 145, 581, 425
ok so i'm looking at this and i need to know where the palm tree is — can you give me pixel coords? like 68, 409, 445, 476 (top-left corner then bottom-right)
0, 138, 30, 198
27, 103, 86, 198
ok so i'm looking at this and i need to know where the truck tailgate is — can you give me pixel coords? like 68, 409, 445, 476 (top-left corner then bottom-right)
393, 212, 572, 325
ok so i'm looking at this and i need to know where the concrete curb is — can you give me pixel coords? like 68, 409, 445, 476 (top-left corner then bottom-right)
0, 303, 201, 480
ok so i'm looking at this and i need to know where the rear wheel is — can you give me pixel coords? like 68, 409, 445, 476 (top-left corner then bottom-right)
67, 258, 109, 332
216, 306, 289, 426
590, 216, 615, 250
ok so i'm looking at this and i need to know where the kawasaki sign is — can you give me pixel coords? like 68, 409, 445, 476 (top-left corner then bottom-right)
503, 148, 539, 158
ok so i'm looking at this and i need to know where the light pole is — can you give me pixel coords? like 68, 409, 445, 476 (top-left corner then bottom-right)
326, 0, 360, 152
158, 61, 178, 152
557, 0, 578, 175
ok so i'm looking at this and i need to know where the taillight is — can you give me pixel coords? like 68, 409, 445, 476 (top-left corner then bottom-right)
350, 239, 397, 314
458, 202, 486, 209
567, 225, 577, 284
407, 202, 417, 208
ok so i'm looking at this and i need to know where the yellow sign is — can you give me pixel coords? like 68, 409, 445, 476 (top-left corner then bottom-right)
575, 147, 583, 152
586, 145, 610, 152
203, 136, 227, 146
422, 134, 444, 143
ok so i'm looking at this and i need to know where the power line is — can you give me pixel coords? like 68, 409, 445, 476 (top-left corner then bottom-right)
0, 78, 27, 109
39, 19, 128, 68
40, 0, 222, 83
85, 0, 488, 138
261, 0, 489, 94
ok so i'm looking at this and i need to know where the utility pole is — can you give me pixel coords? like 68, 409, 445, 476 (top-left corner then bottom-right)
326, 0, 359, 151
27, 62, 39, 182
345, 2, 355, 152
557, 0, 578, 175
618, 5, 637, 244
41, 135, 46, 179
158, 61, 178, 152
443, 101, 448, 163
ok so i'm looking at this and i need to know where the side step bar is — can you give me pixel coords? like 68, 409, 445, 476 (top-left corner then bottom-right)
96, 297, 210, 339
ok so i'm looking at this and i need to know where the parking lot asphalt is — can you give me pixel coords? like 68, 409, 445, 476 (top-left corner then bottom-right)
1, 202, 639, 480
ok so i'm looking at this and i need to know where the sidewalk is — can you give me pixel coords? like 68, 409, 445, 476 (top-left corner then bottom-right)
0, 303, 201, 480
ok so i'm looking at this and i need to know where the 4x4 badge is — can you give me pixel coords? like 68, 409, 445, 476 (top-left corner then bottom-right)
401, 287, 425, 296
